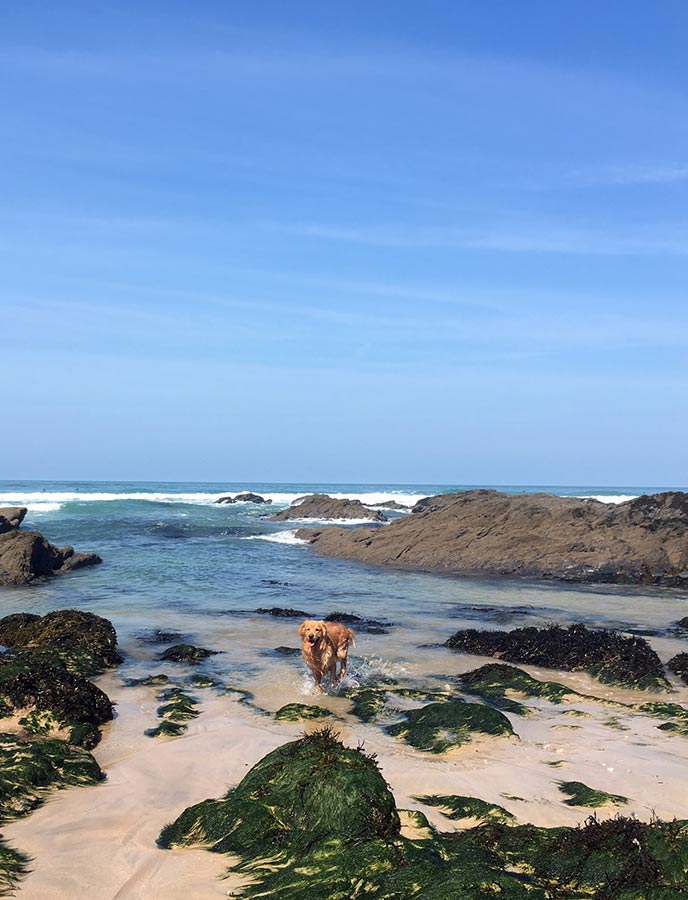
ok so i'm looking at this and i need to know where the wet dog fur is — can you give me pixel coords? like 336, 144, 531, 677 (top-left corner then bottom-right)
297, 620, 355, 692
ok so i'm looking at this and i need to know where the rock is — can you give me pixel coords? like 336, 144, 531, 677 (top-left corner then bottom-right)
325, 610, 391, 634
373, 500, 410, 511
558, 781, 628, 808
676, 617, 688, 630
269, 494, 387, 522
0, 507, 27, 533
159, 644, 218, 664
455, 663, 588, 715
445, 623, 669, 691
146, 688, 200, 739
269, 646, 302, 657
416, 794, 514, 824
216, 493, 272, 504
667, 653, 688, 684
274, 703, 333, 722
0, 528, 101, 586
297, 489, 688, 586
255, 607, 310, 618
136, 629, 185, 644
386, 698, 515, 752
0, 610, 121, 675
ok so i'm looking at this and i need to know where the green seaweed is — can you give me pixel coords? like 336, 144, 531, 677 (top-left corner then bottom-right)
446, 624, 670, 691
558, 780, 629, 808
125, 673, 171, 687
347, 686, 450, 724
386, 699, 515, 753
274, 703, 333, 722
0, 733, 104, 822
146, 689, 200, 738
416, 794, 515, 824
456, 663, 587, 715
640, 701, 688, 736
0, 838, 29, 896
160, 729, 688, 899
188, 674, 223, 688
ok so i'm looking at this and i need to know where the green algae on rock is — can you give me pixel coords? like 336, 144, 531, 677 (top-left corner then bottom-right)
0, 650, 113, 749
417, 794, 515, 824
386, 698, 515, 753
0, 733, 104, 821
274, 703, 333, 722
640, 701, 688, 736
455, 663, 588, 715
0, 610, 121, 676
159, 644, 218, 664
347, 686, 451, 724
445, 623, 669, 690
558, 780, 629, 808
0, 839, 29, 897
145, 688, 200, 738
160, 729, 688, 899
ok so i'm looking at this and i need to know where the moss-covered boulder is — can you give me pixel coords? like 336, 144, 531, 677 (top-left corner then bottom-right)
668, 653, 688, 684
0, 651, 113, 749
446, 623, 669, 690
274, 703, 333, 722
387, 699, 515, 753
161, 729, 688, 898
159, 644, 218, 664
558, 780, 629, 808
0, 610, 121, 676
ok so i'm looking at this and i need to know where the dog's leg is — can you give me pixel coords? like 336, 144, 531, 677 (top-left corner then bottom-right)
336, 647, 348, 681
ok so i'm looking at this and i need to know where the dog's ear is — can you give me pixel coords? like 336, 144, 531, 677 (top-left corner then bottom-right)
297, 621, 307, 637
318, 621, 328, 637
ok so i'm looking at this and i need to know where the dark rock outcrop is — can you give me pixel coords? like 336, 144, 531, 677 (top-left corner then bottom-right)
255, 607, 310, 618
373, 500, 410, 511
0, 511, 101, 586
216, 493, 272, 504
668, 653, 688, 684
445, 623, 669, 691
297, 489, 688, 586
325, 610, 391, 634
0, 507, 27, 534
159, 644, 218, 664
269, 494, 387, 522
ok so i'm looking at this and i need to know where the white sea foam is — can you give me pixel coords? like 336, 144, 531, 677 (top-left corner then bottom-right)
0, 489, 426, 513
577, 494, 638, 504
243, 530, 308, 546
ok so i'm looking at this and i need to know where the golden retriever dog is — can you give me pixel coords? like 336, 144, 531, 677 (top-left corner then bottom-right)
297, 620, 354, 692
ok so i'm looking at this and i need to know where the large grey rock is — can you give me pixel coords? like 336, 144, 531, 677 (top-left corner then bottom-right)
269, 494, 387, 522
0, 528, 101, 586
0, 507, 27, 533
297, 490, 688, 586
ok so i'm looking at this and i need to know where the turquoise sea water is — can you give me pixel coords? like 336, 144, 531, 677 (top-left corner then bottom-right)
1, 480, 687, 689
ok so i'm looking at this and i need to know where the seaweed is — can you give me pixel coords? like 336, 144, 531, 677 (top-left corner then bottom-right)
445, 623, 669, 690
667, 653, 688, 684
416, 794, 515, 824
0, 650, 113, 749
0, 610, 121, 676
0, 838, 29, 896
558, 780, 629, 808
125, 673, 171, 687
0, 733, 104, 821
159, 644, 218, 665
146, 688, 200, 739
386, 699, 515, 753
254, 607, 310, 618
188, 673, 223, 688
274, 703, 334, 722
347, 686, 450, 724
161, 729, 688, 899
640, 701, 688, 736
455, 663, 585, 715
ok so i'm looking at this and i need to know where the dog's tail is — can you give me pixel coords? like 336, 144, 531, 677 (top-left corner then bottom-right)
347, 628, 356, 647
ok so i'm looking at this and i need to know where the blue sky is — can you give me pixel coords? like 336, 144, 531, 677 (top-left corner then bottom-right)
2, 1, 687, 484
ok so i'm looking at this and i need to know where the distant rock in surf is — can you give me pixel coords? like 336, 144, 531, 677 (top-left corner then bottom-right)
269, 494, 387, 522
0, 506, 102, 586
296, 489, 688, 587
373, 500, 411, 511
216, 493, 272, 504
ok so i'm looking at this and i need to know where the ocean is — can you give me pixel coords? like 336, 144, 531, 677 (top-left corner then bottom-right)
3, 480, 688, 898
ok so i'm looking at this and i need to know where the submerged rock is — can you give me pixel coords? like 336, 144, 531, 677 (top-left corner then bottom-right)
269, 494, 387, 522
254, 606, 310, 618
387, 698, 515, 752
146, 688, 200, 738
325, 610, 391, 634
445, 623, 669, 691
456, 663, 591, 715
159, 644, 218, 664
416, 794, 515, 824
274, 703, 333, 722
298, 489, 688, 586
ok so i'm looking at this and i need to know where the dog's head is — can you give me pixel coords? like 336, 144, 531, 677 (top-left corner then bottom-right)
298, 620, 327, 647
